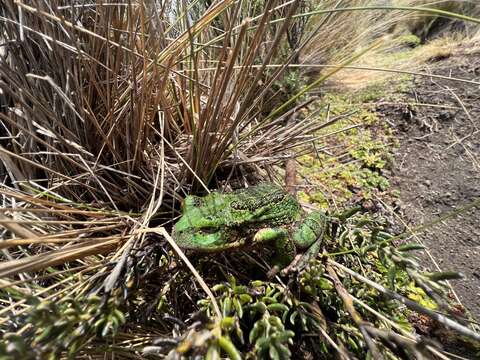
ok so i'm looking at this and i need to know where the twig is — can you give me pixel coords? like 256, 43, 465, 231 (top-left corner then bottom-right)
444, 86, 477, 131
446, 129, 480, 150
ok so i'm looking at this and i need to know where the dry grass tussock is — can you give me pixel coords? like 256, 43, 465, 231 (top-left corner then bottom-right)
0, 0, 329, 273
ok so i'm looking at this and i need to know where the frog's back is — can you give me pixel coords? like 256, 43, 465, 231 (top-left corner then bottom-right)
230, 183, 300, 226
231, 183, 285, 207
177, 183, 300, 231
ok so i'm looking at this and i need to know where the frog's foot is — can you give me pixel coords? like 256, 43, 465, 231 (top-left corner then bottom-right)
292, 210, 328, 249
279, 254, 303, 276
268, 253, 304, 278
267, 265, 281, 279
286, 239, 322, 274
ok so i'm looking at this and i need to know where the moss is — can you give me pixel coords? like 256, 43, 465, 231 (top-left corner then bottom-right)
299, 91, 397, 208
352, 84, 389, 103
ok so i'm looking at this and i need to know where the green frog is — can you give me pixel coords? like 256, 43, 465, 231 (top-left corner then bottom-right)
173, 183, 330, 274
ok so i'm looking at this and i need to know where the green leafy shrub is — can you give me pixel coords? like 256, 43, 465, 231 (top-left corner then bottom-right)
1, 295, 125, 359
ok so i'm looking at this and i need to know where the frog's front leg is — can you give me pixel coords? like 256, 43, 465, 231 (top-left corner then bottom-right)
289, 211, 328, 271
253, 228, 295, 277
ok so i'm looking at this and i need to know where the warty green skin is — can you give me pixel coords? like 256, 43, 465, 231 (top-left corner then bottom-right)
173, 183, 328, 269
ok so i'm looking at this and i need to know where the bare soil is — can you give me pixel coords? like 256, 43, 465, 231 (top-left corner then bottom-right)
376, 46, 480, 321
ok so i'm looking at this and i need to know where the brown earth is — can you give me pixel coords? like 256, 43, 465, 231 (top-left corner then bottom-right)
375, 45, 480, 321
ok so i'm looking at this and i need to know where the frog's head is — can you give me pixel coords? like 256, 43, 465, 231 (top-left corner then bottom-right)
173, 194, 229, 251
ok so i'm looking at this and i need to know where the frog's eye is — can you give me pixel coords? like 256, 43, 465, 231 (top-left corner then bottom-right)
198, 227, 218, 235
183, 195, 202, 209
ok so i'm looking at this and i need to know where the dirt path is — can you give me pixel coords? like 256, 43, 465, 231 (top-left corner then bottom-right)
377, 47, 480, 320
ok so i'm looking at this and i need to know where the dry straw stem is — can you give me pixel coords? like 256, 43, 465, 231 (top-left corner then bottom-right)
0, 213, 38, 240
348, 298, 454, 360
289, 5, 480, 25
0, 189, 129, 278
329, 259, 480, 341
184, 63, 480, 86
0, 236, 120, 278
291, 2, 480, 87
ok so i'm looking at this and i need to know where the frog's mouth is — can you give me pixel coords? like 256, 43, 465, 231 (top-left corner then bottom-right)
173, 228, 227, 251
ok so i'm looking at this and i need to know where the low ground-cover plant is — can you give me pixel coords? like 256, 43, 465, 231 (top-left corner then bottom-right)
298, 92, 397, 209
137, 211, 479, 359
